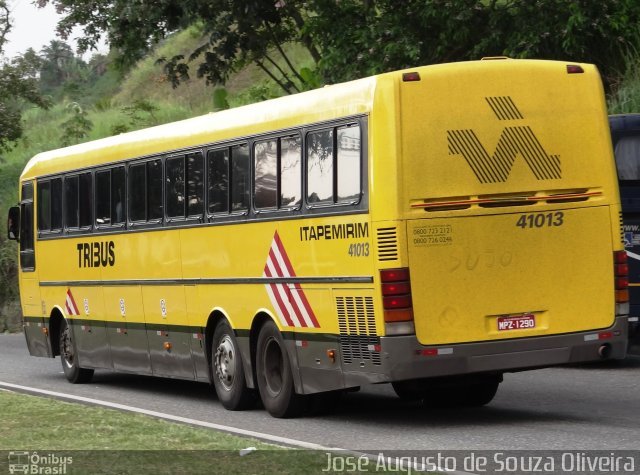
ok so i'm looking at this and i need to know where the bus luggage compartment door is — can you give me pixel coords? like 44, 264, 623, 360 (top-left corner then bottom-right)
407, 206, 615, 346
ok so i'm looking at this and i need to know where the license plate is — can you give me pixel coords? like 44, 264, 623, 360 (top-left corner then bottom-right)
497, 313, 536, 331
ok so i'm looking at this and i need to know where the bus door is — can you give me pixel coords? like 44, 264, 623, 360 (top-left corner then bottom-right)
15, 182, 50, 356
610, 113, 640, 351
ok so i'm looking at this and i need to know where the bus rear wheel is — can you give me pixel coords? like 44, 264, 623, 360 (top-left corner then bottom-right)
59, 319, 94, 384
256, 320, 306, 418
211, 319, 256, 410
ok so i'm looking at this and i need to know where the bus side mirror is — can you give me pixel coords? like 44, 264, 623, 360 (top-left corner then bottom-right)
7, 206, 19, 241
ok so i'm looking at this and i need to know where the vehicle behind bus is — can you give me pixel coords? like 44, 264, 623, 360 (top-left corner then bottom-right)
609, 113, 640, 354
6, 59, 629, 418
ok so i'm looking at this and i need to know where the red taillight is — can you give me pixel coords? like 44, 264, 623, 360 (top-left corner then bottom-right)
381, 268, 410, 282
614, 251, 629, 303
383, 295, 412, 309
381, 267, 414, 323
566, 64, 584, 74
382, 282, 411, 295
402, 72, 421, 82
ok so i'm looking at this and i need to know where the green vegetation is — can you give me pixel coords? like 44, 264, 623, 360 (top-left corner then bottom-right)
0, 390, 318, 474
0, 390, 412, 474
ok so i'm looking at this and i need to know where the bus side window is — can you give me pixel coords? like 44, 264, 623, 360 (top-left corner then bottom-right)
147, 159, 163, 221
280, 135, 301, 208
20, 182, 35, 270
79, 172, 92, 228
64, 175, 79, 228
187, 152, 204, 217
337, 124, 361, 203
37, 180, 51, 232
307, 129, 334, 204
254, 139, 278, 209
231, 144, 250, 212
207, 149, 229, 214
51, 178, 63, 230
166, 155, 186, 219
95, 170, 111, 225
129, 163, 146, 222
112, 166, 125, 224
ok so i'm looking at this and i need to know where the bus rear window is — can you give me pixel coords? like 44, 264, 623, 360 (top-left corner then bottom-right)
615, 136, 640, 180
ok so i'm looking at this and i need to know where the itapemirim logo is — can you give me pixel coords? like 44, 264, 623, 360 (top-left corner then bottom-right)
447, 96, 561, 183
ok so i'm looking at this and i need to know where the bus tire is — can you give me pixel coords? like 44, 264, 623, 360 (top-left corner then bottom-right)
256, 320, 306, 418
59, 318, 93, 384
211, 319, 256, 410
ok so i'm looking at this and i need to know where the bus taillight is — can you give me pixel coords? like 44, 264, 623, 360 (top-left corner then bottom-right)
381, 268, 414, 332
614, 251, 629, 304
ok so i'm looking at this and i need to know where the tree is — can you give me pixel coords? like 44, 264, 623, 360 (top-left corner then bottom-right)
0, 1, 50, 151
38, 0, 640, 94
38, 0, 320, 93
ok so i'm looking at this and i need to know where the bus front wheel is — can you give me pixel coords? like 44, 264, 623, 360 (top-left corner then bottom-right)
256, 320, 306, 418
211, 319, 256, 410
59, 318, 94, 384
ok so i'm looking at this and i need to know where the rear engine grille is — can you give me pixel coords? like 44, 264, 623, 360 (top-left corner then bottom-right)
336, 296, 380, 365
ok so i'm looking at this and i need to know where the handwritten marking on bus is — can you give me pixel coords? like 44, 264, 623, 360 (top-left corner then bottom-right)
76, 241, 115, 268
516, 212, 564, 229
412, 224, 453, 246
348, 242, 370, 257
299, 222, 368, 241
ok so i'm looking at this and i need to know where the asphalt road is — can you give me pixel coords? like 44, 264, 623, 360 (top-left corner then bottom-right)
1, 332, 639, 452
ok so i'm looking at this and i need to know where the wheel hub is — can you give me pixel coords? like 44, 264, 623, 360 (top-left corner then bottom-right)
214, 336, 236, 391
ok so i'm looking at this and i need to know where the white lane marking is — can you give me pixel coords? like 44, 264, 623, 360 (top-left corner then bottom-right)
0, 381, 329, 450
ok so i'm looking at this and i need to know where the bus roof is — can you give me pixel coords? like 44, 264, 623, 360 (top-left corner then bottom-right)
20, 75, 378, 180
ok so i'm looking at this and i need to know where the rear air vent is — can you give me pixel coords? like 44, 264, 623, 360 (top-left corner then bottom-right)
412, 189, 603, 211
620, 211, 625, 245
377, 227, 398, 261
336, 296, 380, 366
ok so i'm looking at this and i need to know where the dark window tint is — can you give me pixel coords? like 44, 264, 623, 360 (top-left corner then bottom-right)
337, 124, 361, 203
307, 129, 333, 204
231, 144, 250, 211
187, 152, 204, 216
166, 156, 185, 218
20, 182, 35, 270
51, 178, 62, 230
37, 181, 51, 231
128, 160, 162, 223
64, 175, 79, 228
97, 167, 125, 226
112, 167, 125, 224
95, 170, 111, 225
79, 173, 92, 227
147, 159, 163, 220
207, 149, 229, 214
254, 139, 277, 209
615, 136, 640, 180
129, 164, 146, 221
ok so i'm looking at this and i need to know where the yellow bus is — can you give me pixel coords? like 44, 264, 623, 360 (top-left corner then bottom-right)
7, 58, 629, 417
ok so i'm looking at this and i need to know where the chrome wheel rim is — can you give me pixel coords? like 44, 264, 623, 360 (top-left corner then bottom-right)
214, 335, 236, 391
61, 325, 75, 369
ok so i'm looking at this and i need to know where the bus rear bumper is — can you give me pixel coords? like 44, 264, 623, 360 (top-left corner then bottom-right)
343, 317, 628, 387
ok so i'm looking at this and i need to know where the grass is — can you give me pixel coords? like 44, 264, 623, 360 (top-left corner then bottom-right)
0, 390, 342, 474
